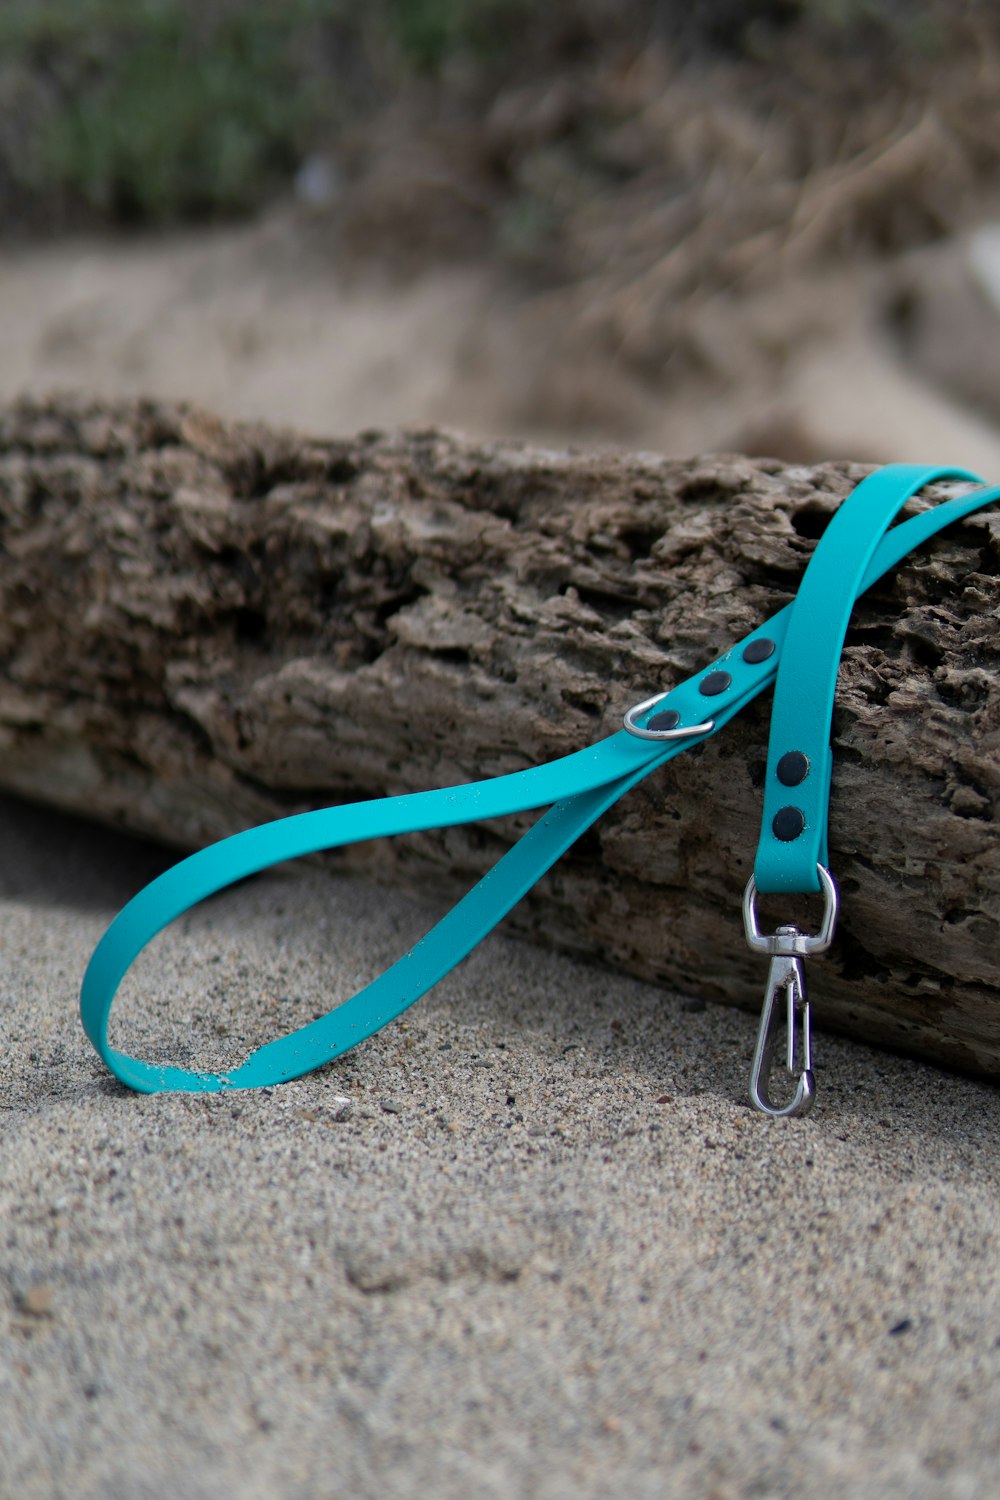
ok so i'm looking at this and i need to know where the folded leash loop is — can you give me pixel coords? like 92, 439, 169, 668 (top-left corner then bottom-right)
745, 463, 980, 1114
754, 464, 979, 895
80, 466, 1000, 1108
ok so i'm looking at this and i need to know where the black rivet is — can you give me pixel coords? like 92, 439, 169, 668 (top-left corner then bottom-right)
647, 709, 681, 732
773, 806, 805, 842
776, 750, 809, 786
699, 670, 732, 697
742, 637, 776, 664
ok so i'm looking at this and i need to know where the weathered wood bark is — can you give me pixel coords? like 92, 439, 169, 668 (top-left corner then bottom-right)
1, 396, 999, 1077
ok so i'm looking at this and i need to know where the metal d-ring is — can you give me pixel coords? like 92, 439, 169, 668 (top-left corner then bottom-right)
623, 691, 715, 742
742, 864, 839, 955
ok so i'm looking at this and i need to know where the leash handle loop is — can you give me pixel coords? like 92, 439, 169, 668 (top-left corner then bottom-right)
80, 608, 794, 1093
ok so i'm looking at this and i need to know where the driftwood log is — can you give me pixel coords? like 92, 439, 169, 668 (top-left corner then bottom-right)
1, 397, 999, 1078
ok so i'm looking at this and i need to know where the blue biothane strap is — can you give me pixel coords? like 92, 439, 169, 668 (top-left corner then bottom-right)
754, 464, 981, 894
80, 468, 1000, 1094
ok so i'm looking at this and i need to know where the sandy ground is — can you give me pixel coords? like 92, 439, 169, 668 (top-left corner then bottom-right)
5, 208, 1000, 474
0, 792, 997, 1499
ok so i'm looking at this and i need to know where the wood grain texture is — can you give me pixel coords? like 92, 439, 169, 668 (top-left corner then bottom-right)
1, 396, 999, 1076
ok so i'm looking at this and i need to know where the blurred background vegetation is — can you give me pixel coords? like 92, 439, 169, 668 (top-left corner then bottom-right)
0, 0, 989, 239
3, 0, 1000, 460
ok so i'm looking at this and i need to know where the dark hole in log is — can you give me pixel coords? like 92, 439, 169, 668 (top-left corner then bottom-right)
790, 506, 831, 540
233, 607, 267, 643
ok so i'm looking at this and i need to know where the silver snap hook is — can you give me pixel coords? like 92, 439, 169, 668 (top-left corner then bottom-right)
742, 866, 838, 1117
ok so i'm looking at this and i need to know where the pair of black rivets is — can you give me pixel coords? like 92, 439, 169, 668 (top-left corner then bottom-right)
696, 637, 776, 700
773, 749, 810, 841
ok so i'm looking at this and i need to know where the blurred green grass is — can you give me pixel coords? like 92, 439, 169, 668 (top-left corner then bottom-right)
0, 1, 319, 223
0, 0, 533, 227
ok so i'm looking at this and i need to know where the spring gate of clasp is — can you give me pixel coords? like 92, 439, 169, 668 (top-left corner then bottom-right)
742, 866, 839, 1118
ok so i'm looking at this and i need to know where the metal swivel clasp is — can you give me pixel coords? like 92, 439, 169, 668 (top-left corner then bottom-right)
750, 938, 813, 1117
742, 866, 838, 1119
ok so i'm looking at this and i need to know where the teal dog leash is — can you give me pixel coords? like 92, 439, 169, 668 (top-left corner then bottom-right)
80, 465, 999, 1114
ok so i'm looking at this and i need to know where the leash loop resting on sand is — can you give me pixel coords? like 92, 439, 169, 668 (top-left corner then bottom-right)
80, 464, 997, 1111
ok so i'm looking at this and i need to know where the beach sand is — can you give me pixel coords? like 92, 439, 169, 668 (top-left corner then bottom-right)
0, 791, 997, 1499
